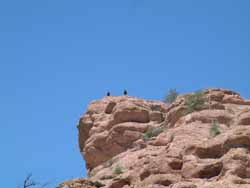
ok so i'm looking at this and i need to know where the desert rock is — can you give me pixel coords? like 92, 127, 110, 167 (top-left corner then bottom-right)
60, 89, 250, 188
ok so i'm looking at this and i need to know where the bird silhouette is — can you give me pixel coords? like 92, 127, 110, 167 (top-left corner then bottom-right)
123, 89, 128, 95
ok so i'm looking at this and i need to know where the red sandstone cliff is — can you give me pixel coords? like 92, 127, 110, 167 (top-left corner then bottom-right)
60, 89, 250, 188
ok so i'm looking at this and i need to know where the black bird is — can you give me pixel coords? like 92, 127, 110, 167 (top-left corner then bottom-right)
123, 89, 128, 96
107, 92, 111, 96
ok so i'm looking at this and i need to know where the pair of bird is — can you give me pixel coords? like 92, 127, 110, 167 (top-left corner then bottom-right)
107, 90, 128, 96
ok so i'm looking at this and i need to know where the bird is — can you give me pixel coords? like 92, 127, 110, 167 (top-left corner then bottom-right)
123, 89, 128, 96
107, 92, 111, 96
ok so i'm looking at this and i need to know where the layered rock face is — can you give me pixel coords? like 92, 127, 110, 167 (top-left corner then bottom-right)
60, 89, 250, 188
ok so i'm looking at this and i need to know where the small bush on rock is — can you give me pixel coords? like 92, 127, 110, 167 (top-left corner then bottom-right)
210, 120, 221, 137
164, 89, 178, 103
185, 90, 207, 114
143, 127, 164, 141
113, 165, 123, 175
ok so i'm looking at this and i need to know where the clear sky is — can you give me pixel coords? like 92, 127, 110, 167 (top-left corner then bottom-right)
0, 0, 250, 187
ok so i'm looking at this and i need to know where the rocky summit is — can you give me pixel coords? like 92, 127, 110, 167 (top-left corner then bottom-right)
60, 89, 250, 188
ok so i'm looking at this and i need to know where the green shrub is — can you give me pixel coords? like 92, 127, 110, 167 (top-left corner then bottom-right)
143, 127, 164, 141
185, 90, 207, 114
164, 89, 178, 103
210, 120, 221, 137
113, 165, 123, 175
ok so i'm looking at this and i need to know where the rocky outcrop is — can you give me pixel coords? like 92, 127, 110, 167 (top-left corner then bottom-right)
78, 96, 168, 171
60, 89, 250, 188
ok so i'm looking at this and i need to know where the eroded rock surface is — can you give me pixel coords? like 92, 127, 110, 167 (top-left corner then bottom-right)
60, 89, 250, 188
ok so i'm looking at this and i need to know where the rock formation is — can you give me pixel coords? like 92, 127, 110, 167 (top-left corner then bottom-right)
60, 89, 250, 188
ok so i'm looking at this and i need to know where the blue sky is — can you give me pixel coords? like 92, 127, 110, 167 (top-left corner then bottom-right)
0, 0, 250, 187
